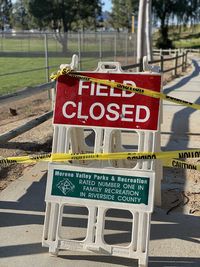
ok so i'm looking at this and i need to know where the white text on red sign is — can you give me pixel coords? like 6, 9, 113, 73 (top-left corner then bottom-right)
54, 73, 161, 130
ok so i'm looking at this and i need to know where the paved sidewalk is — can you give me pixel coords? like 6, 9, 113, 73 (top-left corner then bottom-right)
1, 162, 200, 267
162, 57, 200, 150
1, 59, 200, 267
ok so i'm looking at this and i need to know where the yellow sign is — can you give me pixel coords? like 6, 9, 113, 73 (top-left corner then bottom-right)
132, 15, 135, 33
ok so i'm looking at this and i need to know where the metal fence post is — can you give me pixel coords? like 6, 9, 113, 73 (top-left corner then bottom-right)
134, 32, 137, 64
114, 33, 117, 61
78, 32, 82, 70
44, 33, 49, 82
28, 34, 30, 53
99, 31, 102, 61
0, 33, 3, 51
44, 33, 50, 99
125, 32, 128, 65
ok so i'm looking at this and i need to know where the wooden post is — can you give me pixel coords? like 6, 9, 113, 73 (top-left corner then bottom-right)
182, 52, 185, 72
160, 55, 164, 72
0, 82, 55, 105
185, 51, 188, 68
173, 51, 178, 76
139, 57, 143, 72
0, 111, 53, 143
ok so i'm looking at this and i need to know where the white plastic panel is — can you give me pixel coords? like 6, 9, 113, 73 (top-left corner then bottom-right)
43, 58, 162, 267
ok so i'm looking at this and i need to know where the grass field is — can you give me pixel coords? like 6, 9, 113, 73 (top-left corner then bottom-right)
0, 56, 109, 95
152, 24, 200, 49
170, 25, 200, 48
0, 32, 135, 95
0, 33, 123, 53
0, 55, 119, 95
1, 26, 199, 94
0, 57, 62, 95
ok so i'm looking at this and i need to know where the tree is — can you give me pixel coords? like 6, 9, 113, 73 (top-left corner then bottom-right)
175, 0, 200, 25
152, 0, 177, 48
0, 0, 12, 30
152, 0, 200, 48
110, 0, 139, 31
12, 0, 30, 30
26, 0, 102, 54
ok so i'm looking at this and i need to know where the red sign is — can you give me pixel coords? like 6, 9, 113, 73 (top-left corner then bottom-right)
53, 72, 161, 130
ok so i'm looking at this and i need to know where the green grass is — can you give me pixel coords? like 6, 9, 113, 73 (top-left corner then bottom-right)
172, 25, 200, 48
0, 35, 117, 53
174, 38, 200, 48
0, 33, 135, 95
1, 36, 61, 52
0, 57, 68, 95
153, 24, 200, 49
0, 36, 79, 52
170, 24, 200, 48
0, 56, 116, 95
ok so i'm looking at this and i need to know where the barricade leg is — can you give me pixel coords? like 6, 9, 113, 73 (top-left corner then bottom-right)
137, 212, 150, 267
85, 206, 97, 243
43, 202, 60, 255
154, 131, 162, 206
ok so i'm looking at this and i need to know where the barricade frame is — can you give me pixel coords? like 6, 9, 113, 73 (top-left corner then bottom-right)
42, 58, 163, 267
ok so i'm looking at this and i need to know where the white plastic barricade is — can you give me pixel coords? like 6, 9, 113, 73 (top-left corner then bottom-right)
42, 60, 162, 267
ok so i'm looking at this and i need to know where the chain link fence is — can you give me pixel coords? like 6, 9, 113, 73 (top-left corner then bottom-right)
0, 32, 137, 96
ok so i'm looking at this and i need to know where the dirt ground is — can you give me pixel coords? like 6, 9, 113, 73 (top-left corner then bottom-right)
0, 91, 53, 190
0, 61, 199, 216
162, 159, 200, 216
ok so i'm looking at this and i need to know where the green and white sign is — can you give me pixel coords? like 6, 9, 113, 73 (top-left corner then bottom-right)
51, 169, 150, 205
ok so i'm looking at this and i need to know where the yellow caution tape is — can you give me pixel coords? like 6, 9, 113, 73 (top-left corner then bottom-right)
162, 158, 199, 171
1, 149, 200, 171
50, 67, 200, 111
3, 70, 198, 172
